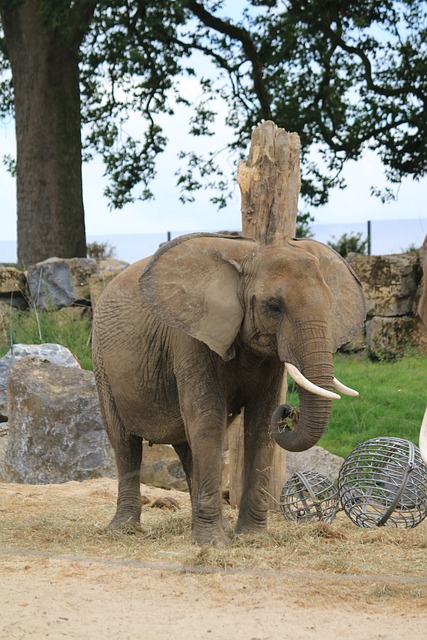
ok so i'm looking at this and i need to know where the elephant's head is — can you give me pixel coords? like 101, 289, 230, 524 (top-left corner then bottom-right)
139, 232, 366, 452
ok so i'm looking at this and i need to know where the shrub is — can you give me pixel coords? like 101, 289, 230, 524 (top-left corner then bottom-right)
327, 232, 368, 258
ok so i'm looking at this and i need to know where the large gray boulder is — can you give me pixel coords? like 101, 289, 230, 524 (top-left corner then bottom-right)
27, 257, 97, 310
286, 446, 344, 482
0, 358, 116, 483
0, 343, 81, 421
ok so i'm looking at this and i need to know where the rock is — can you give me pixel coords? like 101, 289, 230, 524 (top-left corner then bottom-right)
140, 444, 188, 492
140, 443, 230, 492
366, 316, 427, 360
286, 446, 344, 482
0, 266, 27, 309
0, 359, 116, 483
88, 258, 128, 308
27, 257, 97, 310
347, 252, 420, 318
0, 343, 81, 421
0, 302, 15, 342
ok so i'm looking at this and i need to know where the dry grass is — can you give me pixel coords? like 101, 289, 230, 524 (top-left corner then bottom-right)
1, 478, 426, 590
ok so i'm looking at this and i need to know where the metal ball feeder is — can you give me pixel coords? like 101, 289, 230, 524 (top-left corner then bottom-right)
279, 471, 339, 523
338, 437, 427, 529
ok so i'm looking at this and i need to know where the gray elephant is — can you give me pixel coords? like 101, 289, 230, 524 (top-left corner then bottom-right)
93, 233, 365, 545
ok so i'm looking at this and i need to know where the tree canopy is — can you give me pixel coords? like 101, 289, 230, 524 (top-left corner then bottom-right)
0, 0, 426, 263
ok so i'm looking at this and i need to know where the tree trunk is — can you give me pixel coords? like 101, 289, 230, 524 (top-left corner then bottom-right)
229, 120, 301, 510
1, 0, 87, 265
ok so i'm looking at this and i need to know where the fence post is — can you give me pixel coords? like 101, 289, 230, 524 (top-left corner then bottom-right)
367, 220, 371, 255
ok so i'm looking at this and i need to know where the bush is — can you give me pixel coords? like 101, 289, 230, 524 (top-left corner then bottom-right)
86, 241, 116, 261
327, 232, 368, 258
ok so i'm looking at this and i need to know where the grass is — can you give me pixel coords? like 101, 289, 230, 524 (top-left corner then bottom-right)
1, 309, 426, 458
0, 307, 93, 370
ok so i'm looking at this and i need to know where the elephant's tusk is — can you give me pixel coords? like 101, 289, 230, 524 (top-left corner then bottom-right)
419, 406, 427, 465
333, 377, 359, 397
285, 363, 341, 400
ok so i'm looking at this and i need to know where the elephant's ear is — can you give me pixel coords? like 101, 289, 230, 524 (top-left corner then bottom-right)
293, 238, 366, 351
139, 233, 257, 361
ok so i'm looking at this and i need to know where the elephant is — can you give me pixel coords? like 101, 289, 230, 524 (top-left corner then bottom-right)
92, 232, 365, 546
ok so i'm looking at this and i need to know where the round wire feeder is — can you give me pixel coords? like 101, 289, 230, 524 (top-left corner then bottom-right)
338, 437, 427, 528
279, 470, 339, 524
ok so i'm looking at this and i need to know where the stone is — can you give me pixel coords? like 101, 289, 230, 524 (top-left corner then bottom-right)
0, 359, 116, 483
0, 343, 81, 421
0, 302, 15, 343
88, 258, 128, 308
286, 446, 344, 482
0, 266, 27, 309
140, 443, 230, 492
366, 316, 427, 360
140, 444, 188, 492
347, 252, 421, 317
27, 257, 97, 310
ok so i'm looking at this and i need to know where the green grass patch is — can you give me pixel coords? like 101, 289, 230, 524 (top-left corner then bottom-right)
0, 307, 93, 370
288, 353, 427, 458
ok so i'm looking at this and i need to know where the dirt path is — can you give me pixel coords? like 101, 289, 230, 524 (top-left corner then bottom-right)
1, 479, 426, 639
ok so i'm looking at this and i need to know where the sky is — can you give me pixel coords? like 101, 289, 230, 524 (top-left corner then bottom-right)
1, 107, 426, 244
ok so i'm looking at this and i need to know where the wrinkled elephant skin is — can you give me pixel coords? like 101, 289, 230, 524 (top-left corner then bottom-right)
93, 233, 365, 545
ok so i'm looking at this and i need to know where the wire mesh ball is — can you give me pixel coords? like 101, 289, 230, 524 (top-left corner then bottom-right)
338, 437, 427, 528
279, 471, 339, 523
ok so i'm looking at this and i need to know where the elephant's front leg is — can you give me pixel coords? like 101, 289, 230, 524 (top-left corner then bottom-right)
235, 403, 276, 536
187, 420, 230, 547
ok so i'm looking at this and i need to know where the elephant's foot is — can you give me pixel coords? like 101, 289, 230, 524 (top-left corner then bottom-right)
234, 518, 268, 537
192, 524, 231, 547
109, 513, 142, 534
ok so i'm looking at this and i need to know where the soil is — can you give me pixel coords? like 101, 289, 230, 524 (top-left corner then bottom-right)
1, 478, 426, 640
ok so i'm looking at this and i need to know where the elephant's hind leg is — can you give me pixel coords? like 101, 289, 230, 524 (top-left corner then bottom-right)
109, 430, 143, 532
94, 343, 143, 531
97, 386, 142, 530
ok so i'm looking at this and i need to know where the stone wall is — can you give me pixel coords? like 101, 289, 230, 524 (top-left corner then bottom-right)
2, 246, 427, 361
346, 246, 427, 359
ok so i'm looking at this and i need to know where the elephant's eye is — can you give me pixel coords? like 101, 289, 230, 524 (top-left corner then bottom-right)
264, 298, 283, 316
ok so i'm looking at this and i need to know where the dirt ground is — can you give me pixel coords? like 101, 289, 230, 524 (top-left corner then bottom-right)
1, 478, 426, 640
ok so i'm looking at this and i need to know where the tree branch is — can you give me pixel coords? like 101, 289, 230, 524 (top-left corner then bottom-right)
184, 0, 273, 120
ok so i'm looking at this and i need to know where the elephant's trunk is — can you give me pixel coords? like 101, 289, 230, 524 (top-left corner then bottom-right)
271, 359, 335, 452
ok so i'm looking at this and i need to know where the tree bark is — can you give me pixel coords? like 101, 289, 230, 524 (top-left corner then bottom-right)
229, 120, 301, 510
1, 0, 88, 265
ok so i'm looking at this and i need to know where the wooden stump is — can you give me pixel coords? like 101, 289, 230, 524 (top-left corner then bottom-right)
238, 120, 300, 242
229, 121, 301, 510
